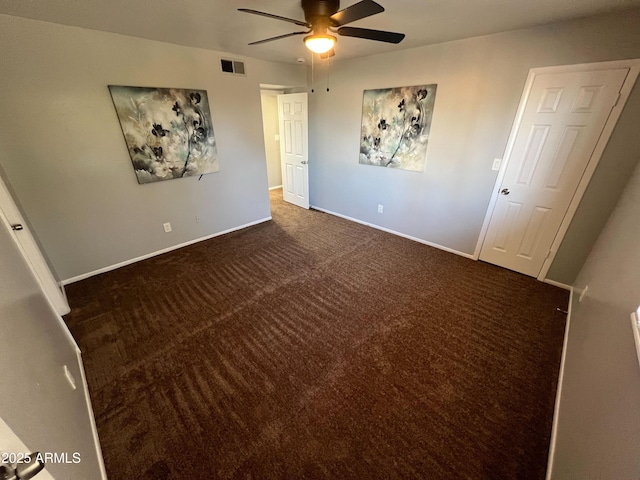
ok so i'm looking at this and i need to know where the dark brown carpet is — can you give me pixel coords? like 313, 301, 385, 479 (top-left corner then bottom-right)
64, 189, 568, 480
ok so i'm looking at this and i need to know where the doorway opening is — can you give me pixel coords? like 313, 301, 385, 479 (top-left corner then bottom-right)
260, 86, 284, 196
259, 84, 309, 211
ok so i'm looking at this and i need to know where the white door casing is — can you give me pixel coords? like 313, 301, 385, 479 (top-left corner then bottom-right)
478, 62, 638, 278
278, 93, 309, 209
0, 174, 70, 315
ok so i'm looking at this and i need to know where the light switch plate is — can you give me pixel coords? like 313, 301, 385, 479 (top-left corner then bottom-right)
492, 158, 502, 171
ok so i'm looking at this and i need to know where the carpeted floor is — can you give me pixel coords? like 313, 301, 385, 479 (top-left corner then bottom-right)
64, 189, 568, 479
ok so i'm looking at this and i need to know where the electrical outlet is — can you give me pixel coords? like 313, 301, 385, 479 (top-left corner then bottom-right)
492, 158, 502, 171
377, 204, 384, 214
579, 285, 589, 302
163, 222, 172, 233
195, 215, 201, 224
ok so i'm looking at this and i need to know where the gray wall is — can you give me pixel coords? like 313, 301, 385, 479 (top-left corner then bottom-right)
307, 9, 640, 284
550, 161, 640, 478
0, 14, 306, 281
1, 11, 639, 284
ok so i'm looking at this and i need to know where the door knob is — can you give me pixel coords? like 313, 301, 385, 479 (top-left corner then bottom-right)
300, 161, 308, 165
11, 224, 23, 231
0, 452, 45, 480
500, 188, 510, 195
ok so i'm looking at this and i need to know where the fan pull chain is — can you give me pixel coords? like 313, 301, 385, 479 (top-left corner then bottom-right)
326, 55, 331, 92
311, 53, 315, 93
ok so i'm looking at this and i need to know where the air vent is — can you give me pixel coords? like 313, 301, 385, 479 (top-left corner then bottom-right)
220, 59, 246, 76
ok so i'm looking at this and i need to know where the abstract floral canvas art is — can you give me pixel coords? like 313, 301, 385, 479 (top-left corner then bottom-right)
109, 86, 219, 184
359, 84, 437, 172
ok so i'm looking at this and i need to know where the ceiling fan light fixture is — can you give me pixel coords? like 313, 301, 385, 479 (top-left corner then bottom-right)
304, 34, 336, 54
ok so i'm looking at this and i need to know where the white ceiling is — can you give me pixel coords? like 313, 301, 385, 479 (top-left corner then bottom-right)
1, 0, 639, 64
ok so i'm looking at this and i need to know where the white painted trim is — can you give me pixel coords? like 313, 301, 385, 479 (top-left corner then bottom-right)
269, 185, 283, 191
474, 59, 640, 281
259, 83, 292, 91
0, 199, 79, 349
474, 67, 536, 260
542, 278, 572, 291
526, 59, 640, 75
76, 349, 108, 480
261, 89, 285, 96
631, 311, 640, 371
62, 217, 272, 285
545, 286, 574, 480
538, 59, 640, 280
0, 174, 70, 315
310, 205, 475, 260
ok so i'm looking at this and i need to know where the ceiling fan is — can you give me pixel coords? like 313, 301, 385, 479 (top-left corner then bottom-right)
238, 0, 405, 57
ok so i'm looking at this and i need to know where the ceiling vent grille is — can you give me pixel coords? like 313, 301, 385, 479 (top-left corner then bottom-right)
221, 59, 246, 75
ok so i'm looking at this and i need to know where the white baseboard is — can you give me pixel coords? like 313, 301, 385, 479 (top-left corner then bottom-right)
310, 205, 475, 260
545, 286, 574, 480
269, 185, 283, 191
76, 349, 108, 480
542, 278, 572, 291
62, 217, 272, 285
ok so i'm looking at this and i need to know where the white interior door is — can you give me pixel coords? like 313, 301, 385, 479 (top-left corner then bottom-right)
0, 207, 106, 479
0, 173, 69, 315
277, 93, 309, 209
480, 67, 628, 277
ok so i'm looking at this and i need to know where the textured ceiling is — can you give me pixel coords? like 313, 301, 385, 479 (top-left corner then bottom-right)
1, 0, 639, 64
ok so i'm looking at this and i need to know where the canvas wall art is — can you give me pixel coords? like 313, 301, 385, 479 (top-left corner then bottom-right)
359, 84, 437, 172
109, 86, 219, 184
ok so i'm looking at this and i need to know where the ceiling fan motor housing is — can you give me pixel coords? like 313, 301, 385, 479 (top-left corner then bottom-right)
302, 0, 340, 26
240, 1, 405, 48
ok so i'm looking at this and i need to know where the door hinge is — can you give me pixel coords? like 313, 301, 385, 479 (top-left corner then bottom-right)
545, 249, 554, 261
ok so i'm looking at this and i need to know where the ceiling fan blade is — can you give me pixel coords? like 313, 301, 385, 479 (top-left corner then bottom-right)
330, 0, 384, 26
337, 27, 405, 44
248, 31, 309, 46
320, 49, 336, 59
238, 9, 310, 28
